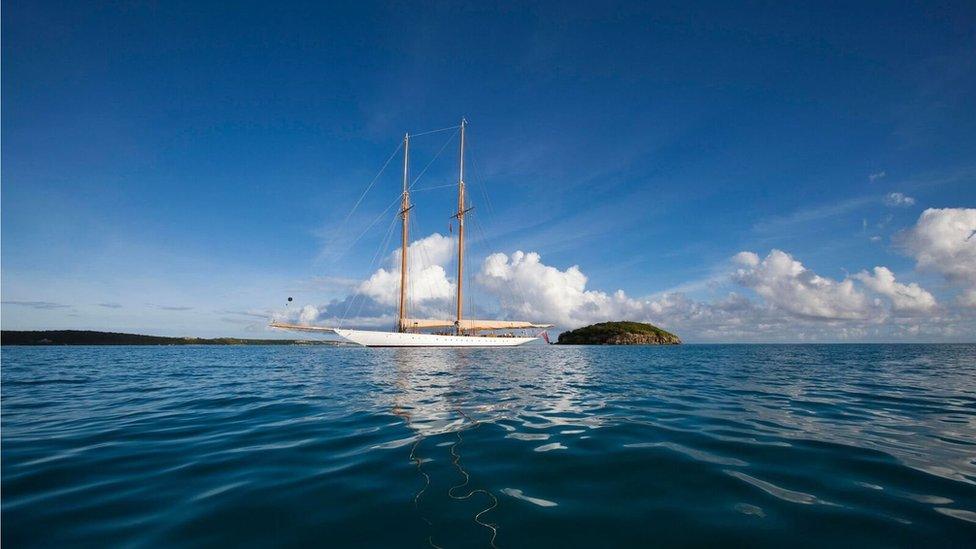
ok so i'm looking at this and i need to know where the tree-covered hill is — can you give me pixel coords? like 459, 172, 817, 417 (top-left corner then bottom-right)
556, 322, 681, 345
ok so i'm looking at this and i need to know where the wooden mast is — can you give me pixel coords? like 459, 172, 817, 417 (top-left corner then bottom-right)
398, 133, 410, 333
455, 119, 467, 335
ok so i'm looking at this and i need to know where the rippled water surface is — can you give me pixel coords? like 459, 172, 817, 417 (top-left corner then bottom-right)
3, 344, 976, 547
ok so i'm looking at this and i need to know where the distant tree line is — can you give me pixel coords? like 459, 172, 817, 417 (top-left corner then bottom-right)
1, 330, 331, 346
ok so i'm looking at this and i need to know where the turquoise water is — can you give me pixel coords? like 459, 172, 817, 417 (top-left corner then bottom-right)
3, 344, 975, 547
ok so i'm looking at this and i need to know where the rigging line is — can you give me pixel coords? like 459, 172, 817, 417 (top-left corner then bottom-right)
409, 124, 462, 138
404, 216, 412, 318
466, 140, 503, 273
325, 140, 403, 253
411, 183, 456, 192
401, 129, 460, 321
340, 211, 398, 328
409, 127, 460, 191
471, 212, 526, 316
330, 126, 452, 264
356, 217, 398, 327
406, 217, 421, 322
448, 225, 459, 321
409, 215, 439, 319
338, 193, 402, 262
415, 219, 445, 324
353, 232, 393, 330
462, 214, 474, 321
455, 197, 478, 322
351, 214, 397, 321
465, 136, 521, 307
342, 140, 403, 225
405, 216, 417, 318
465, 135, 496, 219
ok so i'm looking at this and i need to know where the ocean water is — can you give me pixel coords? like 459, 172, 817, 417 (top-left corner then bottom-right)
2, 344, 975, 547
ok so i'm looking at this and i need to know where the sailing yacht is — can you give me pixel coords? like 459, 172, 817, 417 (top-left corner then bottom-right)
271, 120, 553, 347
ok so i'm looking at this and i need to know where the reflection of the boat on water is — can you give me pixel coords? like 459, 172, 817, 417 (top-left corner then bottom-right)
374, 348, 600, 547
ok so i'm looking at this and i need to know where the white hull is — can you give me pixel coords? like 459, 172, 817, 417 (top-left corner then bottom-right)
335, 328, 538, 347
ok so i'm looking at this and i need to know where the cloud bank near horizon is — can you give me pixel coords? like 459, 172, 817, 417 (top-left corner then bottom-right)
281, 208, 976, 341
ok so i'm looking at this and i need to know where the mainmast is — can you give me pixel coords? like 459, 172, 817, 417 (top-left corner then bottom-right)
454, 119, 468, 335
397, 133, 410, 333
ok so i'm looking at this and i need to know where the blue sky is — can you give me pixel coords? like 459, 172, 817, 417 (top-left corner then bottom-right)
3, 1, 975, 341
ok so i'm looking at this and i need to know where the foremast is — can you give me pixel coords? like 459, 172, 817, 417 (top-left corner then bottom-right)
397, 133, 411, 333
454, 119, 470, 336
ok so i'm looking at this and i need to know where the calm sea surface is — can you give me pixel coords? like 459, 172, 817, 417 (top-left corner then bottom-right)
3, 344, 976, 547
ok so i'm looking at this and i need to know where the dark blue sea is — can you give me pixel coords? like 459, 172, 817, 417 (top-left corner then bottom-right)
3, 344, 976, 547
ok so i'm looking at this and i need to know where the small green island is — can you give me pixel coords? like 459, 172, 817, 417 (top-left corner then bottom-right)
556, 321, 681, 345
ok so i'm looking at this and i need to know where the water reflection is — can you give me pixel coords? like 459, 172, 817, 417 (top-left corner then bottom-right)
379, 347, 602, 438
387, 349, 498, 547
377, 348, 600, 546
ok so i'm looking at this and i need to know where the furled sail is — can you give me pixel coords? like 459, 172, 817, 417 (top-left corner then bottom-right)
269, 322, 336, 333
402, 318, 553, 330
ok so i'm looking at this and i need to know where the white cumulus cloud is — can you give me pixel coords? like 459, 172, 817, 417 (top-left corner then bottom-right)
732, 250, 877, 320
476, 248, 898, 331
732, 251, 760, 267
358, 233, 456, 306
900, 208, 976, 306
476, 250, 771, 335
854, 266, 937, 312
478, 250, 639, 327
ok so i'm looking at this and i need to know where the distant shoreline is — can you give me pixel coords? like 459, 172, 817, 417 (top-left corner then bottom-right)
1, 330, 336, 346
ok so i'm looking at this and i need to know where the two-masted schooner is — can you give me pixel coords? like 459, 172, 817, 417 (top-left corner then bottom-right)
271, 120, 552, 347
